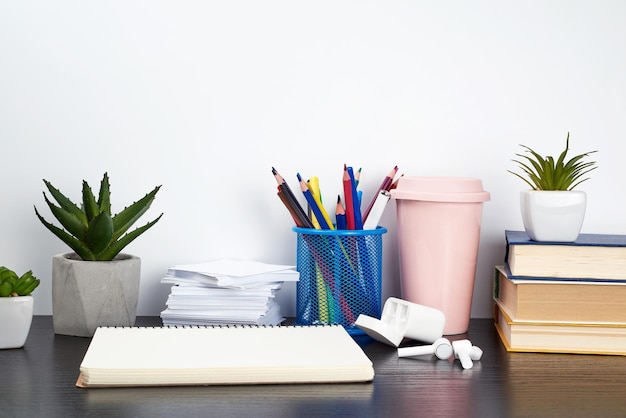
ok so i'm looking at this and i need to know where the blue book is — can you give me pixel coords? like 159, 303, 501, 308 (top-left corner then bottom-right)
505, 230, 626, 281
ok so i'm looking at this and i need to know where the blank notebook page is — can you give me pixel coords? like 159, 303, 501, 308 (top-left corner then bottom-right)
78, 325, 374, 387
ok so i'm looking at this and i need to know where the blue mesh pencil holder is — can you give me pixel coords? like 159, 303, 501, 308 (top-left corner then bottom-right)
294, 226, 387, 336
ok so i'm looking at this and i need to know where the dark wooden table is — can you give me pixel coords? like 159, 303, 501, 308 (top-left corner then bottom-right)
2, 316, 626, 417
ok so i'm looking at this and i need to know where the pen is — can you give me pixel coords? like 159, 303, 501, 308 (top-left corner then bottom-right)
297, 173, 331, 230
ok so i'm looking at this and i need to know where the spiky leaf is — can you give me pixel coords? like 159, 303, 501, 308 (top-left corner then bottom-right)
82, 180, 99, 222
36, 173, 163, 261
34, 206, 96, 260
84, 211, 114, 255
42, 193, 86, 240
98, 213, 163, 260
97, 173, 111, 215
111, 185, 161, 241
43, 180, 87, 226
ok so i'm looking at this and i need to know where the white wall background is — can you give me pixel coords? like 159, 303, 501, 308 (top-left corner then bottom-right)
2, 1, 625, 318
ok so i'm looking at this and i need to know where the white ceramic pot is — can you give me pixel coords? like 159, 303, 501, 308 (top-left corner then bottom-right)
520, 190, 587, 242
52, 253, 141, 337
0, 296, 34, 349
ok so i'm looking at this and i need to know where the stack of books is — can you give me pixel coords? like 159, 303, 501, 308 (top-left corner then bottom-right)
160, 260, 299, 327
494, 230, 626, 355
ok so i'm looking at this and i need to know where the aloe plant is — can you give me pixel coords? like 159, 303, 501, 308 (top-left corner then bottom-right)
508, 133, 598, 191
34, 173, 163, 261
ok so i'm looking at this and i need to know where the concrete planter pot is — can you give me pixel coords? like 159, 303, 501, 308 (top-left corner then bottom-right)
520, 190, 587, 242
0, 296, 34, 349
52, 253, 141, 337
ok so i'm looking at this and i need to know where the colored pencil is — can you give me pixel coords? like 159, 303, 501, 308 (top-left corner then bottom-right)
362, 190, 390, 230
342, 165, 356, 230
390, 173, 404, 190
335, 195, 347, 230
276, 189, 304, 227
347, 166, 363, 229
362, 165, 398, 223
307, 176, 335, 230
306, 178, 321, 229
272, 167, 313, 228
355, 167, 362, 188
297, 173, 331, 230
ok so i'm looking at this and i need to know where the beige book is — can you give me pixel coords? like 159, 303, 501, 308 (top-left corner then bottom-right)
494, 265, 626, 323
494, 304, 626, 355
77, 325, 373, 388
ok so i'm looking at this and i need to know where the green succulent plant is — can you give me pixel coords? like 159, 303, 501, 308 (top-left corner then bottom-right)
508, 133, 598, 191
34, 173, 163, 261
0, 267, 40, 297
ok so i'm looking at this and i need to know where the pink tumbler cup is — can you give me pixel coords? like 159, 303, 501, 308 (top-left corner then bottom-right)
390, 177, 490, 335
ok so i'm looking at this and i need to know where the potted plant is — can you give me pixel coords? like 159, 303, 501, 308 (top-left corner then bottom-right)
508, 133, 598, 242
34, 172, 163, 337
0, 267, 40, 349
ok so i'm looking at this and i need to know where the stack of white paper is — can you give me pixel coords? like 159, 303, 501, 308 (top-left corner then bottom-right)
160, 260, 299, 326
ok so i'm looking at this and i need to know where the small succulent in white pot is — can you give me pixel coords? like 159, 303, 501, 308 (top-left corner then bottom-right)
0, 267, 40, 349
508, 133, 598, 242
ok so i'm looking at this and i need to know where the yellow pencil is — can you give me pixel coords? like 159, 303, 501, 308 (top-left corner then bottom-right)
308, 176, 335, 230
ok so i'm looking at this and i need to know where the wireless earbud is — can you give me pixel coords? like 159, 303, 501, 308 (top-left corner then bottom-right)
470, 345, 483, 361
452, 339, 483, 369
397, 337, 453, 360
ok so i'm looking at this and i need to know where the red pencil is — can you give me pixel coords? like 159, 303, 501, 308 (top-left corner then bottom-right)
342, 164, 356, 230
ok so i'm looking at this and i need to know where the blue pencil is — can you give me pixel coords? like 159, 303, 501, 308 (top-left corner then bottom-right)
297, 173, 331, 230
335, 195, 347, 230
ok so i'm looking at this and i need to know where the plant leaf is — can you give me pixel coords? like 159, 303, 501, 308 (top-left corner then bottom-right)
82, 180, 99, 222
509, 134, 598, 191
97, 172, 111, 215
34, 206, 96, 260
111, 185, 162, 240
84, 211, 114, 255
40, 193, 87, 240
98, 213, 163, 260
43, 180, 87, 226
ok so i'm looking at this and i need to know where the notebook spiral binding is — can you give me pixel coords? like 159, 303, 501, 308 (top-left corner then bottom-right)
98, 324, 339, 329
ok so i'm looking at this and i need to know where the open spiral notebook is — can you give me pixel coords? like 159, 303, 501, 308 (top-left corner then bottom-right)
76, 324, 374, 388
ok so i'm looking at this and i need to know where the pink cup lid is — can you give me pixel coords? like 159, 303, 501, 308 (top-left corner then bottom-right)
390, 177, 490, 203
